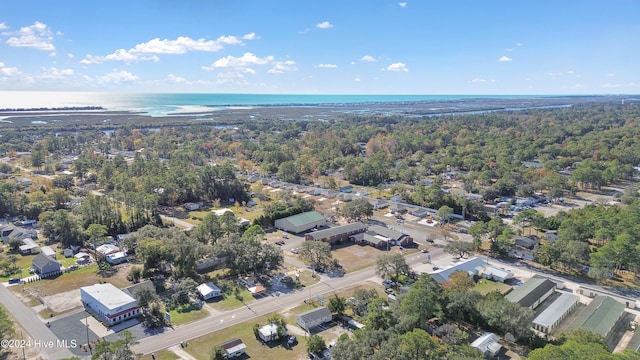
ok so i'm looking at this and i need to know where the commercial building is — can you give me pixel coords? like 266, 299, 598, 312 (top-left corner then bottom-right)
505, 277, 556, 310
430, 257, 513, 285
80, 283, 140, 326
274, 211, 326, 234
305, 222, 366, 244
532, 293, 580, 334
567, 296, 626, 341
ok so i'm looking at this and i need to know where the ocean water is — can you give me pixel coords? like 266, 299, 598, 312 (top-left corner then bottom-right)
0, 91, 542, 117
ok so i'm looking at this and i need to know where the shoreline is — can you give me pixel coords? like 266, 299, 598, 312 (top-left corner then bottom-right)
0, 95, 630, 130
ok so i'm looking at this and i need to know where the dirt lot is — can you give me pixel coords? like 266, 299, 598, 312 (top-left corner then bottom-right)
13, 262, 134, 316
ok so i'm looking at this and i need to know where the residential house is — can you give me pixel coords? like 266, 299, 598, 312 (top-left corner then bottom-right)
32, 253, 61, 277
296, 307, 332, 331
219, 338, 247, 358
471, 333, 502, 358
196, 282, 222, 300
19, 238, 39, 255
258, 323, 284, 342
106, 251, 127, 265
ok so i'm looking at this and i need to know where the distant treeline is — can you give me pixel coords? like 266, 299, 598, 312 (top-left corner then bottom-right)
0, 106, 104, 112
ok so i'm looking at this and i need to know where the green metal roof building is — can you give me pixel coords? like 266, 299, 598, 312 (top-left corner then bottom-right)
567, 295, 626, 339
505, 277, 556, 310
274, 211, 327, 234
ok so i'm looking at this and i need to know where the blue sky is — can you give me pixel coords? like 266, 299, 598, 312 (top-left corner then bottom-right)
0, 0, 638, 94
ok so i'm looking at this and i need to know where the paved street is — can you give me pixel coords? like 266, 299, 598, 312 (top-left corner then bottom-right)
132, 265, 378, 355
0, 284, 74, 359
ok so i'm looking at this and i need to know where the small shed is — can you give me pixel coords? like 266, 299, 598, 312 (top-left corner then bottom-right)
63, 248, 74, 258
40, 246, 56, 259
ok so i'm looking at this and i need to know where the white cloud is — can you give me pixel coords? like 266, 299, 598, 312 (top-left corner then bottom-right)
317, 64, 337, 68
166, 73, 211, 86
242, 32, 260, 40
131, 35, 242, 54
316, 21, 333, 29
97, 70, 139, 84
471, 78, 495, 83
67, 53, 74, 59
360, 55, 376, 62
268, 60, 298, 74
299, 28, 310, 35
81, 35, 244, 64
608, 73, 615, 77
0, 62, 20, 76
354, 77, 361, 82
516, 42, 522, 46
6, 21, 55, 51
603, 83, 621, 89
381, 62, 408, 72
498, 56, 512, 62
0, 22, 8, 30
505, 48, 512, 52
399, 2, 408, 8
38, 67, 74, 79
203, 52, 273, 71
567, 70, 574, 75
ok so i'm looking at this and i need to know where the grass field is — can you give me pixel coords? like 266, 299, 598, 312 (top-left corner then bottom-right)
17, 262, 131, 297
183, 313, 309, 360
169, 303, 209, 325
473, 279, 512, 295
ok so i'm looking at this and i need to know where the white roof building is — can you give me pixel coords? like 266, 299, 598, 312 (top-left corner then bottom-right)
196, 282, 222, 300
80, 283, 140, 325
471, 332, 502, 357
532, 293, 580, 334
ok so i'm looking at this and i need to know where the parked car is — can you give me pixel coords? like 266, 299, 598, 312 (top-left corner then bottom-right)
275, 240, 285, 246
8, 278, 21, 284
384, 288, 394, 294
421, 248, 429, 253
287, 335, 297, 347
382, 280, 396, 287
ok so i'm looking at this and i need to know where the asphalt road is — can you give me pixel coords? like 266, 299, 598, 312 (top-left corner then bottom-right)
132, 265, 379, 355
0, 284, 74, 359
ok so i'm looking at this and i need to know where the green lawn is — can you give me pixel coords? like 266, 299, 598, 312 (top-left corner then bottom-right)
207, 288, 256, 311
17, 263, 131, 297
473, 279, 512, 295
168, 303, 209, 325
184, 313, 308, 360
